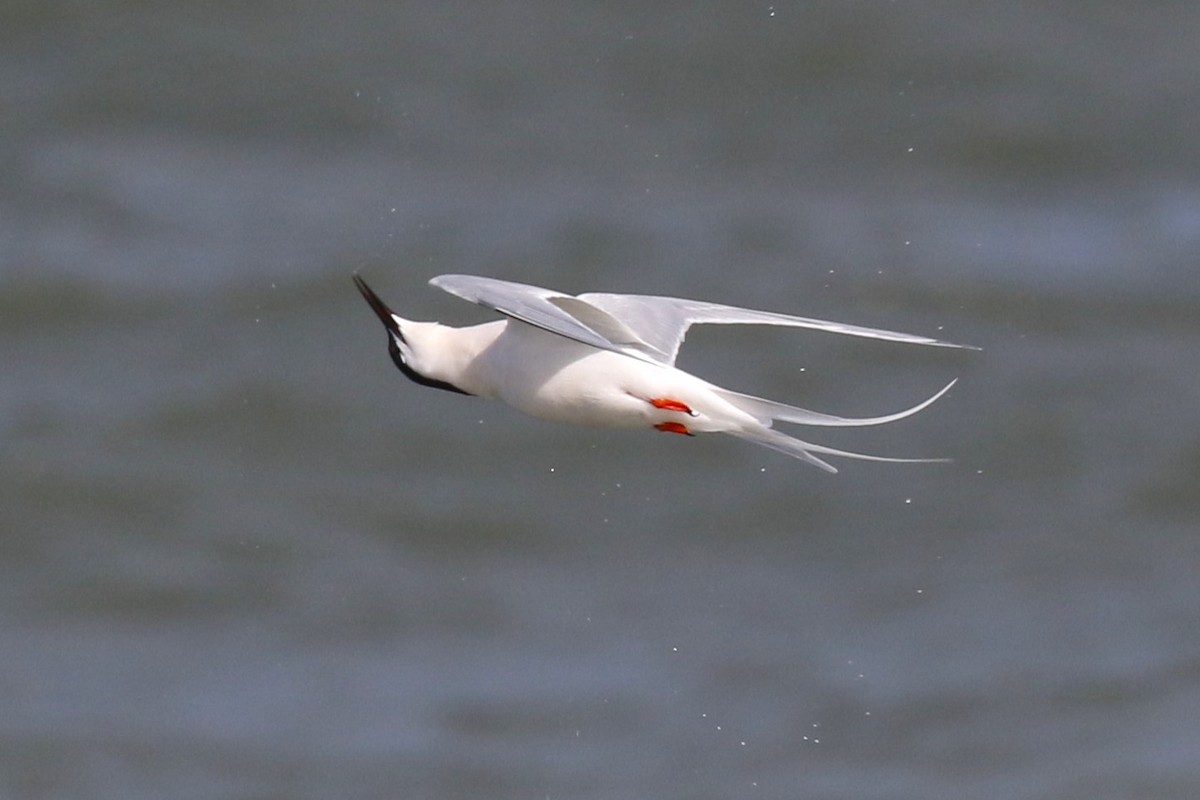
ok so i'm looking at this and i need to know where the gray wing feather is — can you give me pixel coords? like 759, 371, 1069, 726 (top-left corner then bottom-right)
578, 293, 977, 365
429, 274, 663, 361
432, 275, 976, 367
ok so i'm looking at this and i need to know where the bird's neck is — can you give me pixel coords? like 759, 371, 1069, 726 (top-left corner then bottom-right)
417, 320, 506, 396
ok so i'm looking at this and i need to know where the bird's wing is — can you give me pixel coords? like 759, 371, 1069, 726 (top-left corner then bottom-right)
432, 275, 977, 367
576, 293, 978, 366
429, 274, 667, 362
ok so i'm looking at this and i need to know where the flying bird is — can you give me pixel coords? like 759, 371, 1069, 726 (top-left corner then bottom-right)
353, 274, 974, 472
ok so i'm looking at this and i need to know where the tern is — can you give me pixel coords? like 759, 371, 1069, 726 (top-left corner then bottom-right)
353, 274, 975, 472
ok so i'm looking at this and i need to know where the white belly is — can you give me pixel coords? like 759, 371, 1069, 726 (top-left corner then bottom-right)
477, 324, 754, 432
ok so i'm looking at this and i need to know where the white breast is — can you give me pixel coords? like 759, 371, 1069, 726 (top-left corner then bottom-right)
475, 322, 756, 432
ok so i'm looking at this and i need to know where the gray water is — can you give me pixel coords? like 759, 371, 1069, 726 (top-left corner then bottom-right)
3, 3, 1199, 798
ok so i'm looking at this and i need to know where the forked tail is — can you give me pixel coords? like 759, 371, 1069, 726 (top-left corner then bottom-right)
719, 379, 958, 472
727, 427, 951, 473
715, 379, 956, 428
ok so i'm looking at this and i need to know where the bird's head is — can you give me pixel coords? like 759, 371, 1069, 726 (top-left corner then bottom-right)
353, 275, 473, 395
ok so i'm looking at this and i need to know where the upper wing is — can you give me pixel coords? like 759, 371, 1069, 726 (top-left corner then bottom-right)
432, 274, 977, 367
429, 274, 667, 362
577, 293, 978, 365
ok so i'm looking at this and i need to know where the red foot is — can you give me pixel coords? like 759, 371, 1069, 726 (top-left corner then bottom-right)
655, 421, 692, 436
649, 397, 695, 415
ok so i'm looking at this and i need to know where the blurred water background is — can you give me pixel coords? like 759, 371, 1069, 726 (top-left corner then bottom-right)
3, 3, 1199, 798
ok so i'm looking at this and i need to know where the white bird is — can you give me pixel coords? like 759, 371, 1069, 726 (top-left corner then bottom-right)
353, 274, 975, 472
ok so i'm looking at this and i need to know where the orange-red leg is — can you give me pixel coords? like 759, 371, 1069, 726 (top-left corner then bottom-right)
648, 397, 696, 415
654, 421, 692, 436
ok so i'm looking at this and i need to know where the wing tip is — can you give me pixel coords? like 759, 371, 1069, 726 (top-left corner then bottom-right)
943, 341, 983, 352
924, 335, 982, 351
